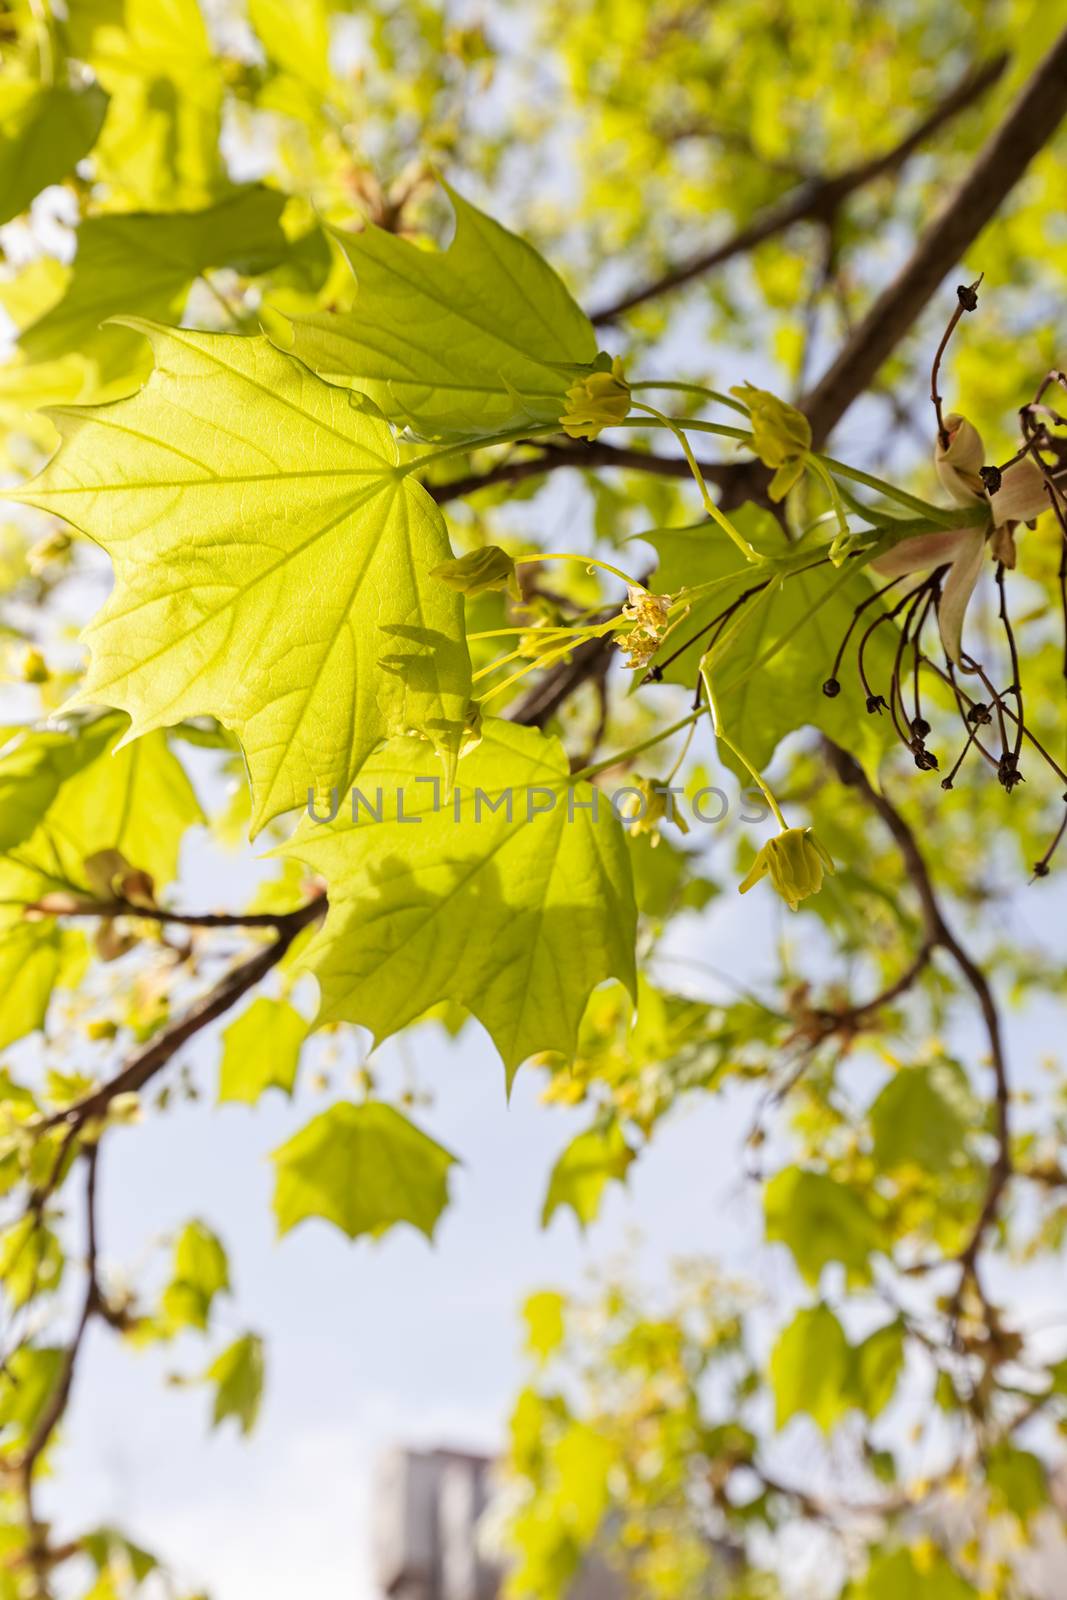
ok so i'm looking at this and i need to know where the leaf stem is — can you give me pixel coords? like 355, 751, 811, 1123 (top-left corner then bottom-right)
699, 662, 787, 828
571, 708, 708, 783
629, 380, 750, 417
632, 402, 761, 563
513, 552, 649, 591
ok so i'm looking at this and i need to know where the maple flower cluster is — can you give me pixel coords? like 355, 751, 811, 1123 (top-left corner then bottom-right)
618, 586, 671, 670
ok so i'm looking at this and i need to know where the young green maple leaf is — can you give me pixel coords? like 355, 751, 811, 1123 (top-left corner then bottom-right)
540, 1121, 636, 1231
272, 1101, 457, 1242
648, 505, 897, 784
65, 0, 226, 210
266, 183, 599, 441
281, 719, 637, 1082
769, 1304, 852, 1434
204, 1333, 265, 1436
14, 325, 472, 834
218, 997, 308, 1106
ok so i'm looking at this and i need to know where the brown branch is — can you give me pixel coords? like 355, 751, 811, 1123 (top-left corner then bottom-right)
42, 895, 326, 1135
427, 437, 734, 505
825, 741, 1011, 1294
802, 30, 1067, 445
509, 631, 617, 729
812, 941, 934, 1038
590, 55, 1007, 326
26, 897, 318, 931
17, 1146, 102, 1596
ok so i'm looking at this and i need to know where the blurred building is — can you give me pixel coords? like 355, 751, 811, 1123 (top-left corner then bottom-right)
371, 1447, 629, 1600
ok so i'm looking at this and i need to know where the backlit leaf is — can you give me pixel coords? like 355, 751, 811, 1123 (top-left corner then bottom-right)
764, 1166, 882, 1287
0, 80, 108, 225
648, 508, 896, 781
269, 184, 598, 441
16, 326, 473, 832
770, 1304, 851, 1433
218, 997, 308, 1106
540, 1121, 635, 1230
205, 1332, 264, 1436
162, 1221, 230, 1333
282, 719, 637, 1081
17, 189, 289, 405
271, 1100, 457, 1242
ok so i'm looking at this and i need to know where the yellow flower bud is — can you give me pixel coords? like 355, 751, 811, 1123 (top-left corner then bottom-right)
731, 383, 811, 469
618, 776, 689, 846
738, 826, 834, 911
19, 647, 49, 684
561, 357, 630, 440
431, 545, 518, 597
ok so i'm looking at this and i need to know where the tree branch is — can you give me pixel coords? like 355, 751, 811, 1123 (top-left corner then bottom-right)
589, 55, 1007, 326
428, 437, 734, 504
27, 898, 320, 931
43, 895, 326, 1135
17, 1146, 103, 1597
802, 29, 1067, 444
824, 740, 1011, 1295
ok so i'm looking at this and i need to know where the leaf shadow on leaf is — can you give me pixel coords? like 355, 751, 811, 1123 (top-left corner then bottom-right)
378, 621, 472, 711
309, 837, 633, 1085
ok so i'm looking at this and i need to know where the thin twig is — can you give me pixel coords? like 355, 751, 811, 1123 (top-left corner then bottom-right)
590, 56, 1007, 325
824, 741, 1011, 1305
802, 30, 1067, 446
41, 896, 326, 1136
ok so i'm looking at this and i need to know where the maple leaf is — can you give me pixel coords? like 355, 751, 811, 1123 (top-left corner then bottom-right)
15, 325, 473, 833
281, 718, 637, 1082
272, 1101, 457, 1242
16, 188, 288, 406
267, 183, 598, 441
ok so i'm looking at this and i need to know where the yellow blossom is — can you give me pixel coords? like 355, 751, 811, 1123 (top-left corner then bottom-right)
618, 777, 689, 846
738, 826, 834, 911
561, 357, 630, 440
618, 586, 671, 670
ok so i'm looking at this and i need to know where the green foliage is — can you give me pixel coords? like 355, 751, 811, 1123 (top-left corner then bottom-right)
867, 1060, 972, 1173
270, 184, 598, 441
283, 720, 636, 1079
769, 1303, 853, 1433
18, 326, 472, 831
218, 998, 307, 1105
161, 1222, 230, 1333
271, 1101, 457, 1241
17, 189, 288, 405
204, 1333, 265, 1436
540, 1121, 635, 1229
764, 1166, 883, 1287
846, 1546, 979, 1600
0, 81, 107, 227
649, 509, 896, 782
